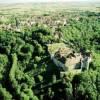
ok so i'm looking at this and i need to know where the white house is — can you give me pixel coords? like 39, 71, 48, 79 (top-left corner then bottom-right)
47, 43, 92, 72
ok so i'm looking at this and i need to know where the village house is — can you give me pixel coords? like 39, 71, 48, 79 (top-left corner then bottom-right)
47, 43, 92, 73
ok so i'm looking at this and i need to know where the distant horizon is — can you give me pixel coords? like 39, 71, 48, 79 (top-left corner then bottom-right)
0, 0, 100, 4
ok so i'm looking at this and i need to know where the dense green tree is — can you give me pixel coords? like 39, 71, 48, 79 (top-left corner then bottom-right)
0, 11, 100, 100
73, 71, 97, 100
0, 85, 12, 100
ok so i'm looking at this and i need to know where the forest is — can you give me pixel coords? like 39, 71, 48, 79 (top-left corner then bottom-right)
0, 5, 100, 100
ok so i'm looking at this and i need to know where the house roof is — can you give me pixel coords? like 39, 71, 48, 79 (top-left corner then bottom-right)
54, 47, 72, 63
54, 47, 82, 69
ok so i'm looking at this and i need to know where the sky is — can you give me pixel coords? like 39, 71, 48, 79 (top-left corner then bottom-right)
0, 0, 99, 4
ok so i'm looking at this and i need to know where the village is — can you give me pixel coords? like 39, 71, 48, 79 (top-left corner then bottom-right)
0, 10, 92, 76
